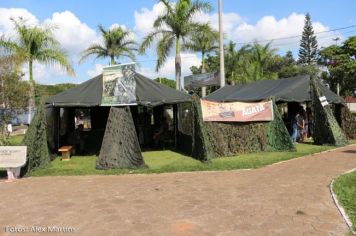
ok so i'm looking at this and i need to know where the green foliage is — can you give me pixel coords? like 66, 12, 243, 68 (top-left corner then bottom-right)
0, 55, 29, 108
35, 83, 76, 105
183, 23, 218, 72
0, 18, 74, 113
298, 13, 319, 65
30, 143, 335, 176
311, 78, 348, 146
265, 100, 295, 151
154, 77, 175, 89
319, 36, 356, 95
203, 42, 316, 85
333, 170, 356, 231
191, 94, 214, 161
80, 25, 137, 65
21, 104, 51, 175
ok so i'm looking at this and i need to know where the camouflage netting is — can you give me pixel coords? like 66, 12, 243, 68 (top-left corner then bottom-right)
191, 94, 215, 161
22, 104, 51, 176
96, 106, 146, 169
206, 121, 266, 157
338, 105, 356, 139
192, 95, 294, 158
311, 78, 348, 146
265, 99, 295, 151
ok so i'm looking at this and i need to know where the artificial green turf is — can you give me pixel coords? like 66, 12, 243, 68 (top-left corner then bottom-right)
333, 170, 356, 231
30, 143, 337, 176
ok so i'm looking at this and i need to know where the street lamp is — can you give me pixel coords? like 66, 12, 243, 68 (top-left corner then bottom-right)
218, 0, 225, 87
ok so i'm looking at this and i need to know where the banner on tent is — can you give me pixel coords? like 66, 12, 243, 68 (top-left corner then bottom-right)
101, 63, 137, 106
184, 72, 219, 90
201, 99, 274, 122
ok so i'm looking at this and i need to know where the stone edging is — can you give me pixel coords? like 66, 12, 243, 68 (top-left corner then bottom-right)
330, 168, 356, 235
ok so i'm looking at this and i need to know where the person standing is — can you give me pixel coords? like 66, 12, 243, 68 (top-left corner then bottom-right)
291, 112, 300, 143
297, 111, 305, 142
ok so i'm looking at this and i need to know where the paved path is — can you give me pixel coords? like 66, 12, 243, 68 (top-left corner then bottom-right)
1, 145, 356, 236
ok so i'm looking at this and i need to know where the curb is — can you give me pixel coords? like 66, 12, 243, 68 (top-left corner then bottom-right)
330, 168, 356, 235
270, 143, 356, 167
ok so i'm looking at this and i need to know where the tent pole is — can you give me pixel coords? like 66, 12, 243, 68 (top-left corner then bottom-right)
173, 104, 178, 149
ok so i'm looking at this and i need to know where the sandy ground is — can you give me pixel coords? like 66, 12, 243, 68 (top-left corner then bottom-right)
0, 145, 355, 236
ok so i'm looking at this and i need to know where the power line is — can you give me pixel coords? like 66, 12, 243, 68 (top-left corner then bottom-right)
131, 25, 356, 64
235, 24, 356, 45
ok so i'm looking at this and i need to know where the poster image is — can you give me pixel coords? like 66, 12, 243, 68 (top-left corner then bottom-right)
201, 99, 274, 122
101, 63, 137, 106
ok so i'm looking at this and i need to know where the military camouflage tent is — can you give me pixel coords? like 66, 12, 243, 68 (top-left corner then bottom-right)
45, 73, 191, 169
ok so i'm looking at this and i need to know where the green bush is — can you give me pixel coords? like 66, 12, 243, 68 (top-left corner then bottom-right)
21, 104, 51, 175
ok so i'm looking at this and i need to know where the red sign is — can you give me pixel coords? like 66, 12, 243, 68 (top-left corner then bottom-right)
201, 99, 274, 122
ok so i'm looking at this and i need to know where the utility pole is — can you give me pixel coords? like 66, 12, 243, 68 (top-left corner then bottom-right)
333, 37, 340, 95
218, 0, 225, 87
332, 37, 340, 46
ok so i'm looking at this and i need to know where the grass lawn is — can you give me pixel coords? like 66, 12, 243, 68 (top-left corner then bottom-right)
333, 170, 356, 231
4, 134, 355, 177
7, 134, 25, 146
31, 143, 340, 176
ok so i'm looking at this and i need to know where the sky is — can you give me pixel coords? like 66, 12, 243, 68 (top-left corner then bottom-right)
0, 0, 355, 85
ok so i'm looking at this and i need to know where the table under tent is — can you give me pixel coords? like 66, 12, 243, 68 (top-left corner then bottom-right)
45, 73, 194, 169
204, 75, 354, 148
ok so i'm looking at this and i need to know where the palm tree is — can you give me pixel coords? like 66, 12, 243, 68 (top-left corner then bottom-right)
249, 42, 277, 80
233, 42, 277, 83
80, 25, 137, 65
184, 23, 219, 73
0, 18, 74, 122
139, 0, 212, 90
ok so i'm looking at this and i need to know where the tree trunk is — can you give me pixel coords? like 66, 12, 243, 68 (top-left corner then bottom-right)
110, 56, 115, 65
96, 106, 146, 169
175, 38, 181, 91
28, 60, 35, 124
201, 52, 206, 97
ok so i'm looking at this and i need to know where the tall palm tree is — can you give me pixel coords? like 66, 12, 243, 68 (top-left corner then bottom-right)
184, 23, 219, 73
139, 0, 211, 90
184, 24, 218, 96
80, 25, 137, 65
0, 18, 74, 121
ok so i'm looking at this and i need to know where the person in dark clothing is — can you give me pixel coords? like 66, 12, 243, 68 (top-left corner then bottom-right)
291, 112, 300, 143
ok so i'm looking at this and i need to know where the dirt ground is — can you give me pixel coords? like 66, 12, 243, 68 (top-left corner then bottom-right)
1, 145, 355, 236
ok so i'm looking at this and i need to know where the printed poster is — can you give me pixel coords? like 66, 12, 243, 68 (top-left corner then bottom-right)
101, 63, 136, 106
201, 99, 274, 122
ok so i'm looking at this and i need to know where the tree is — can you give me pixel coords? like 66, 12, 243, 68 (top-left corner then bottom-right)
80, 25, 137, 65
0, 18, 74, 119
319, 36, 356, 95
0, 55, 29, 109
139, 0, 211, 90
298, 13, 319, 65
184, 23, 218, 73
154, 77, 176, 88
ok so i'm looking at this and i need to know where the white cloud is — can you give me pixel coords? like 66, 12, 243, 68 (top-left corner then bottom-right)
44, 11, 100, 58
194, 12, 243, 37
0, 8, 102, 83
134, 2, 166, 36
137, 53, 201, 81
87, 64, 104, 78
232, 13, 338, 49
0, 8, 39, 37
